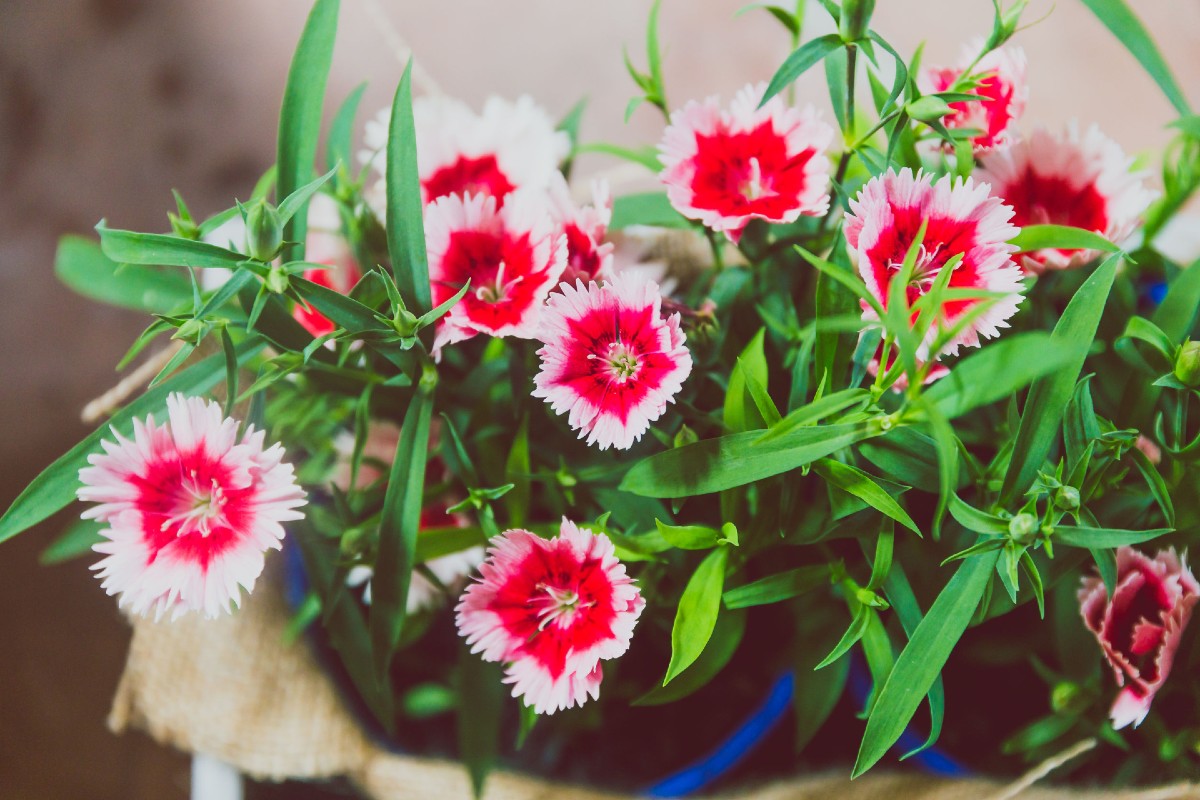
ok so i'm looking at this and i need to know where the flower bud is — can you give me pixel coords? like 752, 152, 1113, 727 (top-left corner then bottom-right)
838, 0, 875, 43
245, 200, 283, 262
1008, 512, 1038, 543
265, 264, 290, 294
986, 0, 1030, 49
905, 95, 954, 123
1054, 486, 1080, 511
1174, 340, 1200, 387
1050, 681, 1084, 714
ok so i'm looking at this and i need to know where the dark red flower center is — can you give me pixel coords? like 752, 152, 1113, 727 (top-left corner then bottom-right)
423, 155, 516, 205
688, 120, 815, 220
434, 229, 545, 333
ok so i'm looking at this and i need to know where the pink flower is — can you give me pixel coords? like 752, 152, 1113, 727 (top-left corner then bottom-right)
919, 40, 1027, 151
363, 94, 569, 213
77, 394, 307, 620
844, 168, 1025, 357
546, 173, 614, 286
294, 195, 362, 337
976, 125, 1155, 272
456, 519, 645, 714
659, 82, 834, 242
425, 190, 567, 356
1079, 547, 1199, 729
532, 274, 692, 451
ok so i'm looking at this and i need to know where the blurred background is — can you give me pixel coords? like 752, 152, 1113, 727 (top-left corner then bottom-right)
0, 0, 1196, 797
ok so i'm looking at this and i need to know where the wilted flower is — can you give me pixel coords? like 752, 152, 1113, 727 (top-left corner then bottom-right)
532, 273, 692, 451
362, 94, 569, 213
844, 168, 1024, 357
546, 173, 614, 286
294, 194, 362, 337
977, 125, 1155, 271
659, 82, 834, 242
1079, 547, 1199, 729
456, 519, 645, 714
77, 394, 307, 620
919, 40, 1027, 151
425, 190, 567, 356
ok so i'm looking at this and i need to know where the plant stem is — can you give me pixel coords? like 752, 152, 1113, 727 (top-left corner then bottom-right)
819, 43, 858, 236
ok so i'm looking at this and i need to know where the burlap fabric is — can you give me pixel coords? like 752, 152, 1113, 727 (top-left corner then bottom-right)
105, 566, 1200, 800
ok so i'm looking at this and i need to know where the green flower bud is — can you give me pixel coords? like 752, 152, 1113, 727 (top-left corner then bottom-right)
169, 212, 200, 240
838, 0, 875, 43
1050, 681, 1083, 714
1008, 512, 1038, 543
673, 424, 699, 449
905, 95, 954, 123
245, 200, 283, 262
265, 264, 290, 294
173, 317, 208, 343
1174, 340, 1200, 387
392, 308, 420, 338
1054, 486, 1080, 511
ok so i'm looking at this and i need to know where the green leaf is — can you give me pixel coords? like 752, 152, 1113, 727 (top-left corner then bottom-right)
814, 235, 860, 391
794, 618, 851, 754
0, 340, 266, 544
621, 423, 875, 498
327, 82, 368, 174
664, 547, 728, 684
1152, 257, 1200, 341
1080, 0, 1191, 116
1118, 316, 1176, 366
277, 166, 337, 226
97, 223, 244, 269
575, 143, 662, 173
761, 33, 844, 106
878, 562, 945, 759
292, 276, 389, 335
725, 329, 771, 432
924, 332, 1076, 419
1008, 224, 1120, 255
1000, 255, 1118, 505
609, 191, 687, 230
858, 427, 944, 492
853, 549, 999, 777
277, 0, 339, 263
655, 519, 721, 550
457, 643, 504, 798
39, 518, 103, 565
756, 388, 870, 443
55, 236, 192, 313
371, 387, 434, 680
816, 605, 872, 670
1054, 525, 1172, 549
634, 608, 746, 706
386, 60, 432, 314
1129, 446, 1175, 527
723, 565, 831, 609
813, 459, 919, 535
1091, 547, 1118, 599
947, 494, 1010, 535
505, 415, 531, 528
414, 526, 488, 563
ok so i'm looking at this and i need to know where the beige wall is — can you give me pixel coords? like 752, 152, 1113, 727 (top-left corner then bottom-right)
0, 1, 1196, 796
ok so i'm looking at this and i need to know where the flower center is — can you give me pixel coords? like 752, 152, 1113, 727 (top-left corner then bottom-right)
889, 241, 947, 292
475, 259, 524, 304
162, 468, 228, 538
533, 583, 593, 630
590, 341, 641, 384
738, 156, 767, 201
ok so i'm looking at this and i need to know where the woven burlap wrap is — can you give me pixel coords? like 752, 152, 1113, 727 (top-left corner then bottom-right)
107, 569, 1200, 800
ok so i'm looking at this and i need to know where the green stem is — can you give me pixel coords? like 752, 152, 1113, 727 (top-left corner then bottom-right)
818, 43, 859, 236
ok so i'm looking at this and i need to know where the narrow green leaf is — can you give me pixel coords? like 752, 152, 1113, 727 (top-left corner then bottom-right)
723, 565, 830, 609
761, 33, 844, 106
1009, 224, 1120, 255
56, 236, 192, 313
634, 608, 746, 706
816, 605, 872, 670
1054, 525, 1172, 549
655, 519, 720, 550
277, 166, 337, 226
327, 82, 368, 174
1152, 257, 1200, 341
1080, 0, 1191, 115
39, 518, 103, 565
386, 60, 432, 313
924, 332, 1075, 419
292, 276, 390, 335
621, 423, 874, 498
1000, 255, 1118, 505
725, 329, 770, 432
947, 494, 1010, 535
1129, 446, 1175, 527
609, 191, 687, 230
0, 340, 266, 543
505, 415, 531, 528
795, 618, 852, 753
665, 547, 728, 684
371, 387, 434, 680
756, 388, 869, 443
277, 0, 340, 263
97, 223, 244, 269
814, 459, 919, 535
878, 562, 945, 759
1091, 547, 1118, 599
853, 549, 999, 777
858, 427, 944, 492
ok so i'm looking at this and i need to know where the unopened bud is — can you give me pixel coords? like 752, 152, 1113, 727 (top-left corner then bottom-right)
265, 264, 290, 294
838, 0, 875, 43
1050, 681, 1083, 714
987, 0, 1030, 49
245, 201, 283, 262
1174, 340, 1200, 387
906, 95, 954, 123
1054, 486, 1080, 511
674, 425, 699, 449
1008, 512, 1038, 543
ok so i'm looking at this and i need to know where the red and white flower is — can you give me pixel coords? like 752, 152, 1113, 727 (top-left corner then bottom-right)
920, 40, 1027, 151
425, 189, 567, 356
532, 274, 692, 451
976, 125, 1155, 272
1079, 547, 1199, 729
845, 168, 1025, 357
295, 194, 362, 336
456, 519, 645, 715
546, 173, 614, 286
363, 94, 569, 212
77, 394, 307, 620
659, 82, 834, 242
